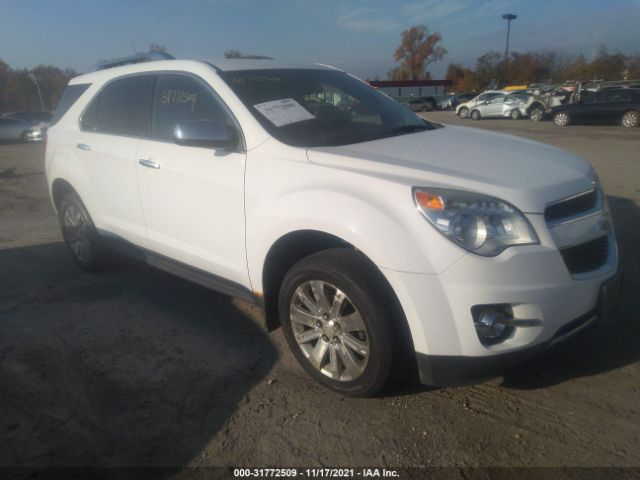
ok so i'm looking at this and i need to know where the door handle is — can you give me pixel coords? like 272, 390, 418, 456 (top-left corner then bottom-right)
139, 158, 160, 169
76, 143, 91, 151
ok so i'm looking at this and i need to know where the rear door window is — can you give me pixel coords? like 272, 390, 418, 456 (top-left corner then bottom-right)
151, 74, 234, 142
94, 75, 153, 136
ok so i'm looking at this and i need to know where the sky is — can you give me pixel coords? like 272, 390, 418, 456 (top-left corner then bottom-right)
1, 0, 639, 79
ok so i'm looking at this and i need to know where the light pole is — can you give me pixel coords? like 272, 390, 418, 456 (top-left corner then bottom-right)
27, 73, 45, 111
502, 13, 517, 87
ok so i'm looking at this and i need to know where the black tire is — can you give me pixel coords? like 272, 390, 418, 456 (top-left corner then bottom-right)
621, 110, 639, 128
58, 191, 107, 272
279, 249, 403, 397
529, 106, 545, 122
470, 110, 481, 120
458, 107, 469, 119
510, 109, 521, 120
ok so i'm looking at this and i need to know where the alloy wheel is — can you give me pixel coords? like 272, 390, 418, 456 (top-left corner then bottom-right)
622, 111, 639, 128
63, 204, 92, 263
289, 280, 369, 382
554, 112, 569, 127
530, 108, 544, 122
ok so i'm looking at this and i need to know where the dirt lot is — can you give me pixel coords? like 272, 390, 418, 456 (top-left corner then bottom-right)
1, 115, 639, 472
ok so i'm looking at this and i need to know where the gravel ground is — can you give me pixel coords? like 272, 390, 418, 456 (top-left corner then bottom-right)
0, 114, 639, 471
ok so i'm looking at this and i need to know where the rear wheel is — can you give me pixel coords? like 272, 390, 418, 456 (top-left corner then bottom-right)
621, 110, 639, 128
553, 111, 570, 127
529, 106, 545, 122
510, 109, 521, 120
458, 107, 469, 119
470, 110, 481, 120
58, 191, 107, 272
279, 249, 401, 397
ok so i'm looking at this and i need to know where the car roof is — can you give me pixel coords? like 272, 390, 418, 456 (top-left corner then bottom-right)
70, 59, 338, 85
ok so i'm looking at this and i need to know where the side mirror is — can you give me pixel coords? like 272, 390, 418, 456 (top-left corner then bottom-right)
174, 120, 238, 149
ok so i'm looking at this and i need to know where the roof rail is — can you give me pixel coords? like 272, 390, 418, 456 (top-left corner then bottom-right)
578, 79, 640, 91
90, 51, 175, 72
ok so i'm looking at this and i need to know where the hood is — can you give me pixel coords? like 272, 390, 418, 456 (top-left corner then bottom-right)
306, 125, 594, 213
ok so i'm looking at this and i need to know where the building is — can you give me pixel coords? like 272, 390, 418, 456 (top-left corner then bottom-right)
368, 79, 452, 98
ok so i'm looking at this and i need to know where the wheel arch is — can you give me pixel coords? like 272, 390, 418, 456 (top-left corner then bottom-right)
51, 178, 77, 213
260, 229, 411, 349
527, 101, 545, 114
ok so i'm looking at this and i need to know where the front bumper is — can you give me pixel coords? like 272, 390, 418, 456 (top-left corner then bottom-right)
416, 268, 620, 386
380, 228, 619, 387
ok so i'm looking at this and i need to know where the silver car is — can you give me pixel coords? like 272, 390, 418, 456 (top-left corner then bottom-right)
468, 94, 528, 120
0, 117, 34, 142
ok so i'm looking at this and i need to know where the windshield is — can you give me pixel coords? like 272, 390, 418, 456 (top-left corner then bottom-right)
220, 68, 435, 147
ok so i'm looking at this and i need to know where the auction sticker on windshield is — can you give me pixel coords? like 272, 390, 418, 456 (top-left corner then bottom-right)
253, 98, 315, 127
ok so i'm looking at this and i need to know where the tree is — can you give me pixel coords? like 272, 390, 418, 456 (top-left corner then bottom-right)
224, 49, 273, 60
149, 43, 167, 53
389, 25, 446, 80
474, 51, 503, 89
0, 61, 76, 113
445, 62, 475, 91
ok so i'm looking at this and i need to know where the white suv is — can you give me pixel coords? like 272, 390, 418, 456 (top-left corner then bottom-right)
46, 59, 619, 396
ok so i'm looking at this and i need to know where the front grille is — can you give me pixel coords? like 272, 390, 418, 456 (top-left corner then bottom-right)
544, 190, 597, 223
559, 236, 609, 274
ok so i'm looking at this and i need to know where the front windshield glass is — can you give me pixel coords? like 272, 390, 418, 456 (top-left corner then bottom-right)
220, 68, 434, 147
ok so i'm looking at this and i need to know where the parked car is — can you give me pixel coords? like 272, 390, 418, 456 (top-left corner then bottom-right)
46, 59, 619, 396
552, 88, 640, 127
440, 93, 476, 111
22, 121, 49, 142
469, 94, 528, 120
4, 111, 53, 123
455, 91, 504, 118
404, 97, 436, 112
0, 116, 36, 142
524, 85, 574, 121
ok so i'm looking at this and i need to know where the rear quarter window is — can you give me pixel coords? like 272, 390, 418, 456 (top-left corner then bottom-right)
51, 83, 91, 125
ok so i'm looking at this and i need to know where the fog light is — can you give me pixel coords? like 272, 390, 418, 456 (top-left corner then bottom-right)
475, 309, 508, 340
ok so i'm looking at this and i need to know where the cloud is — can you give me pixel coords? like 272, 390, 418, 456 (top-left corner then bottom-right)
401, 0, 469, 21
336, 4, 402, 32
401, 0, 517, 23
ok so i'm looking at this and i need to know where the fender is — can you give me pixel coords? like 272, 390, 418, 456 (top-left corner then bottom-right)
245, 167, 466, 293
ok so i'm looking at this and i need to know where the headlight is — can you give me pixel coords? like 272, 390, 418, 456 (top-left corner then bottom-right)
413, 187, 539, 256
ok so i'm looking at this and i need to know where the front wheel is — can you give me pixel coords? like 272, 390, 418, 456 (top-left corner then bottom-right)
279, 249, 401, 397
510, 109, 521, 120
553, 111, 570, 127
458, 107, 469, 119
621, 110, 639, 128
529, 106, 544, 122
470, 110, 481, 120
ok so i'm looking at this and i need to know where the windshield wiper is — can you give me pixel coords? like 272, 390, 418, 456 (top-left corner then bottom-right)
389, 124, 430, 134
364, 124, 430, 142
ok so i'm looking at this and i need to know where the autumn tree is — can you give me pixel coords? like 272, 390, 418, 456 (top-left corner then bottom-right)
445, 63, 474, 92
473, 51, 503, 89
0, 60, 76, 113
389, 25, 446, 80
